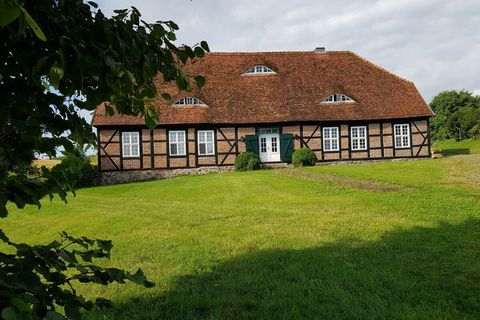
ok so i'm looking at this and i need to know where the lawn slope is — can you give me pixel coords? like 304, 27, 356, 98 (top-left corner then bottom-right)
3, 139, 480, 319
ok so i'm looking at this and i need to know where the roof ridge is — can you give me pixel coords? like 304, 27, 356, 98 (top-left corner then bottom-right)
206, 50, 351, 55
347, 51, 413, 84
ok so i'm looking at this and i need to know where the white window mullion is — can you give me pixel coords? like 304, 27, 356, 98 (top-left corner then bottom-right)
394, 124, 410, 148
350, 126, 367, 151
169, 130, 186, 156
197, 130, 215, 156
323, 127, 339, 152
122, 132, 140, 158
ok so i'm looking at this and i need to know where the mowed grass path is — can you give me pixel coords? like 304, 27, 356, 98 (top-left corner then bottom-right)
3, 140, 480, 319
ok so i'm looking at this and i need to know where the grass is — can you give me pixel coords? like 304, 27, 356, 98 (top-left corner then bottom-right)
4, 139, 480, 319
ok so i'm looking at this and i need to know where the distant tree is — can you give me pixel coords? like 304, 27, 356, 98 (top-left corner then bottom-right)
429, 90, 480, 140
0, 0, 208, 319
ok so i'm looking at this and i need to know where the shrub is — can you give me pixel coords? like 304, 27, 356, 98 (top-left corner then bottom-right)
75, 160, 98, 188
235, 152, 261, 171
292, 148, 317, 167
62, 145, 98, 188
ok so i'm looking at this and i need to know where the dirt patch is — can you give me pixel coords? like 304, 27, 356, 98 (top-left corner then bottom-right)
279, 169, 405, 192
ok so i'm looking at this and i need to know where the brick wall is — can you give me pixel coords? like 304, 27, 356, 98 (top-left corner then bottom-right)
97, 118, 431, 171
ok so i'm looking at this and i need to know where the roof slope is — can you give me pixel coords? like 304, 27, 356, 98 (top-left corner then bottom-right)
92, 51, 433, 126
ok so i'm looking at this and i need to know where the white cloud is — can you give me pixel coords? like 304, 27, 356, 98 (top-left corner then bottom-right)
94, 0, 480, 102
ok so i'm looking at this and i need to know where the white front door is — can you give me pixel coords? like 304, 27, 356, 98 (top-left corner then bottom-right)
259, 133, 280, 162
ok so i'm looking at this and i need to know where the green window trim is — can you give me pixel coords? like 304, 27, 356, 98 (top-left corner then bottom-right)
280, 133, 294, 162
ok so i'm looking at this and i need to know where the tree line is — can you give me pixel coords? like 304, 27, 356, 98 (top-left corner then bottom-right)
430, 90, 480, 140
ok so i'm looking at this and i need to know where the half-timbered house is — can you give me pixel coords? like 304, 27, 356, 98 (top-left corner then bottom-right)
92, 50, 433, 176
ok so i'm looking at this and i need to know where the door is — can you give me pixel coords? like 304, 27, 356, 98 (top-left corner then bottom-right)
259, 133, 280, 162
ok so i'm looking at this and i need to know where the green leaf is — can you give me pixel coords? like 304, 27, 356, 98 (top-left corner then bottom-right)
161, 92, 171, 102
144, 108, 158, 129
105, 105, 114, 116
200, 41, 210, 52
19, 7, 46, 41
1, 307, 17, 320
193, 47, 205, 58
87, 1, 98, 9
97, 239, 113, 253
95, 298, 113, 308
168, 21, 179, 30
194, 76, 206, 90
46, 311, 66, 320
49, 65, 64, 89
10, 297, 31, 313
166, 32, 176, 41
175, 71, 189, 91
0, 0, 20, 27
64, 300, 82, 320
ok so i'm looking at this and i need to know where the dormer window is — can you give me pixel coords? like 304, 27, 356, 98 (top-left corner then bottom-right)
243, 65, 276, 75
322, 94, 355, 103
173, 97, 207, 107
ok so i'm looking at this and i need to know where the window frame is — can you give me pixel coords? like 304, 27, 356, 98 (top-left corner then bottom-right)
258, 128, 280, 135
350, 126, 368, 151
121, 131, 140, 158
394, 123, 411, 149
243, 65, 276, 75
172, 97, 207, 107
168, 130, 186, 156
197, 130, 215, 156
322, 127, 340, 152
321, 93, 355, 103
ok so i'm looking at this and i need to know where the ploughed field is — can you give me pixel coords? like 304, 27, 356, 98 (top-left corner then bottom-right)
4, 139, 480, 319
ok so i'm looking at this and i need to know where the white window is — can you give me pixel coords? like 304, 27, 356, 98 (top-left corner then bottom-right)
350, 126, 367, 151
258, 128, 279, 134
394, 124, 410, 148
122, 132, 140, 158
322, 93, 355, 103
243, 65, 276, 75
260, 137, 267, 153
173, 97, 207, 107
197, 130, 215, 155
323, 127, 339, 151
169, 130, 186, 156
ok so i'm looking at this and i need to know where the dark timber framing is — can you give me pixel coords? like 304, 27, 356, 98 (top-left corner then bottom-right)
97, 117, 431, 172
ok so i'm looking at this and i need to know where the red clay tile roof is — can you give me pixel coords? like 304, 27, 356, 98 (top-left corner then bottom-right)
92, 51, 433, 126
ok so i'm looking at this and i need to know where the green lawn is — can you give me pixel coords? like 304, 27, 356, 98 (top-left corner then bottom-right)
4, 139, 480, 319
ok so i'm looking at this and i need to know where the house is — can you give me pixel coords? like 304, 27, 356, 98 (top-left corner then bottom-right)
92, 49, 433, 177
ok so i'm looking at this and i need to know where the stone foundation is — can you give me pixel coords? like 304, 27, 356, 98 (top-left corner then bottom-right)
95, 157, 429, 185
96, 166, 235, 185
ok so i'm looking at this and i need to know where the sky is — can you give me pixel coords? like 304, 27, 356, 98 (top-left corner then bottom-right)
95, 0, 480, 104
71, 0, 478, 156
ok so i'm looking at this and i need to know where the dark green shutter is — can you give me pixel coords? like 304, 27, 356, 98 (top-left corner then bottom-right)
280, 133, 294, 162
245, 135, 259, 155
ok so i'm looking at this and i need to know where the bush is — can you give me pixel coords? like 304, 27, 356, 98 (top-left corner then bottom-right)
235, 152, 261, 171
62, 145, 98, 188
292, 148, 317, 167
75, 160, 98, 188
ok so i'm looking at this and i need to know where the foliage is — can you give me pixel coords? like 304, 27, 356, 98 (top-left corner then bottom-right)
3, 139, 480, 319
234, 152, 261, 171
0, 230, 153, 320
429, 90, 480, 140
0, 0, 208, 319
292, 148, 317, 167
62, 146, 98, 188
